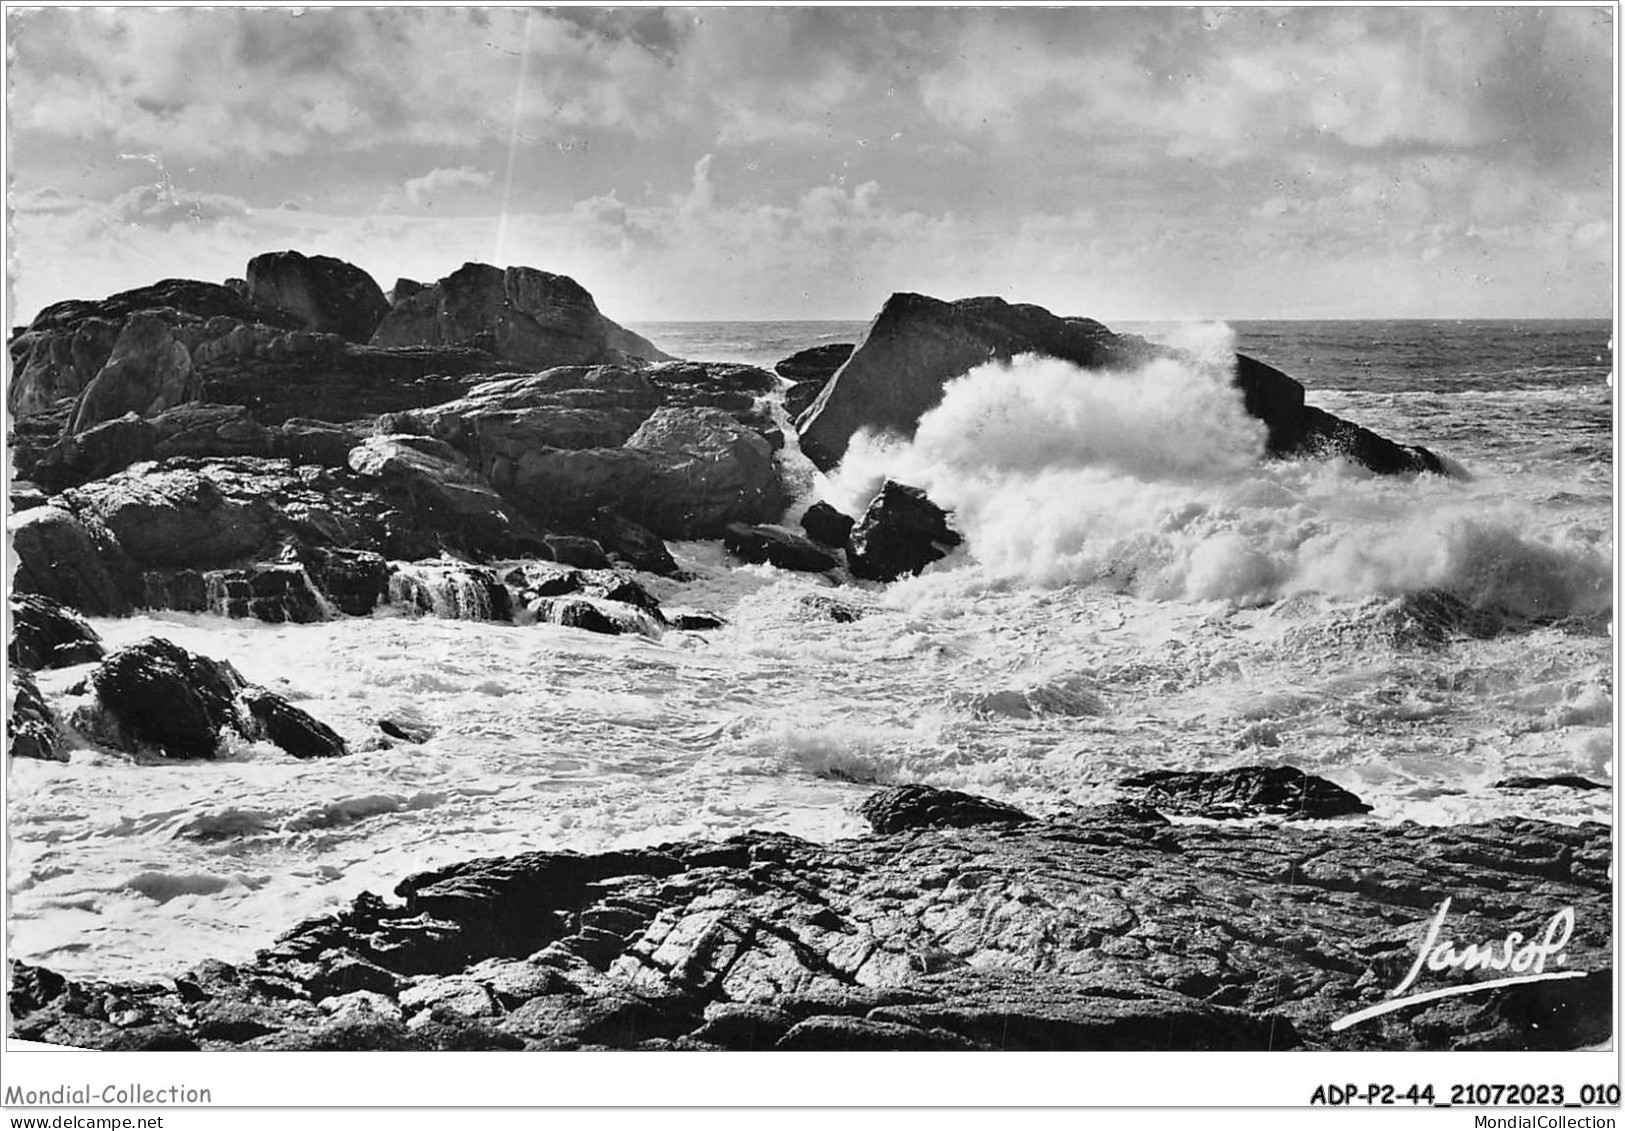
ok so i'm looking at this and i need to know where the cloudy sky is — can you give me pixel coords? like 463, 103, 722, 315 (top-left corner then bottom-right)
6, 6, 1614, 325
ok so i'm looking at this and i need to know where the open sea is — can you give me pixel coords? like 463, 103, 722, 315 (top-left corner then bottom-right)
8, 317, 1615, 983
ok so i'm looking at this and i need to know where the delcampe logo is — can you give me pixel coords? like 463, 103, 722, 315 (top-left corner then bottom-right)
1330, 896, 1586, 1032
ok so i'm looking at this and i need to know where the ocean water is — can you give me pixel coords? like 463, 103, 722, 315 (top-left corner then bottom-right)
7, 318, 1615, 983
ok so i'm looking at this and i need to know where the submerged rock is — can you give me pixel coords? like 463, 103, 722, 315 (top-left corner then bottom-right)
10, 793, 1609, 1051
8, 593, 105, 670
9, 670, 66, 762
1117, 766, 1372, 820
243, 689, 348, 760
847, 481, 962, 582
722, 523, 840, 573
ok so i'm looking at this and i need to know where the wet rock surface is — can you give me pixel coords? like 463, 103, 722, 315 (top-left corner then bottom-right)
847, 481, 962, 582
8, 593, 106, 670
722, 523, 840, 573
1117, 766, 1374, 820
74, 637, 348, 761
9, 669, 66, 762
9, 785, 1608, 1051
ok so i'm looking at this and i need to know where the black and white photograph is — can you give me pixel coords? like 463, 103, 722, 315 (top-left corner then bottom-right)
2, 0, 1616, 1106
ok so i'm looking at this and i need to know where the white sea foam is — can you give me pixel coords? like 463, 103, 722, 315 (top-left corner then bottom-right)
820, 335, 1611, 617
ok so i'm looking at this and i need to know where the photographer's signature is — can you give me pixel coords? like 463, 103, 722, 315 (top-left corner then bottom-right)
1329, 896, 1586, 1032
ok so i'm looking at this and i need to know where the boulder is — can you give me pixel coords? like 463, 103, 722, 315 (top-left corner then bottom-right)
799, 501, 855, 548
60, 462, 275, 568
846, 481, 962, 582
348, 435, 542, 559
9, 669, 66, 762
530, 597, 660, 638
797, 294, 1154, 469
83, 637, 251, 759
8, 594, 105, 670
416, 368, 663, 464
1117, 766, 1372, 820
29, 403, 288, 492
857, 784, 1034, 835
622, 407, 787, 538
68, 314, 198, 434
8, 504, 142, 616
722, 523, 840, 573
775, 342, 854, 384
796, 292, 1444, 476
14, 795, 1608, 1050
77, 637, 347, 760
8, 316, 121, 416
369, 262, 669, 369
302, 548, 391, 616
578, 511, 679, 577
244, 251, 390, 343
243, 689, 348, 759
543, 536, 612, 570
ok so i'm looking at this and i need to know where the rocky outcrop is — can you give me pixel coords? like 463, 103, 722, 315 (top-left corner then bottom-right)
800, 501, 855, 548
9, 669, 65, 762
388, 562, 514, 622
846, 481, 962, 582
203, 564, 327, 625
1117, 766, 1373, 820
856, 783, 1033, 835
68, 314, 199, 434
369, 263, 669, 369
776, 343, 853, 420
9, 786, 1609, 1051
622, 407, 787, 538
8, 594, 105, 670
722, 523, 840, 573
796, 292, 1444, 476
74, 637, 347, 760
245, 251, 390, 343
348, 435, 545, 560
8, 504, 143, 616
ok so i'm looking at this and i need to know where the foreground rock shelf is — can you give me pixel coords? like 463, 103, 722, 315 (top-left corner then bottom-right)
9, 787, 1610, 1051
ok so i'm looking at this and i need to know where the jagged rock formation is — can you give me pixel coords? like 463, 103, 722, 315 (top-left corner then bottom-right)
796, 292, 1446, 477
245, 250, 390, 343
8, 786, 1609, 1051
71, 636, 346, 760
1117, 766, 1374, 820
847, 481, 962, 582
9, 669, 65, 762
722, 523, 840, 573
8, 593, 105, 671
370, 262, 670, 369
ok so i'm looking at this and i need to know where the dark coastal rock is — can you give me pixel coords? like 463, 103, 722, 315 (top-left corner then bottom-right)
28, 278, 281, 335
797, 292, 1445, 477
68, 314, 199, 434
579, 574, 665, 620
666, 611, 727, 631
8, 594, 105, 670
348, 435, 543, 560
800, 500, 856, 548
796, 593, 868, 623
621, 407, 787, 538
797, 294, 1155, 470
9, 317, 122, 416
530, 597, 660, 638
857, 784, 1034, 835
722, 523, 840, 573
543, 536, 612, 570
388, 563, 514, 622
1493, 775, 1609, 792
303, 548, 391, 616
140, 570, 210, 614
9, 669, 66, 762
775, 342, 854, 384
11, 796, 1608, 1051
243, 690, 349, 759
75, 637, 348, 761
1117, 766, 1372, 820
84, 637, 250, 760
415, 368, 664, 458
60, 461, 276, 569
847, 481, 962, 582
578, 511, 680, 577
8, 504, 143, 616
10, 480, 50, 512
369, 262, 669, 369
245, 251, 390, 343
203, 565, 327, 624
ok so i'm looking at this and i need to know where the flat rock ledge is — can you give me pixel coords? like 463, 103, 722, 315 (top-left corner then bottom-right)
9, 789, 1610, 1052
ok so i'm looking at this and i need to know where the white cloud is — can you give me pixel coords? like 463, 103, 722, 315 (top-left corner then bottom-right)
400, 166, 494, 209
